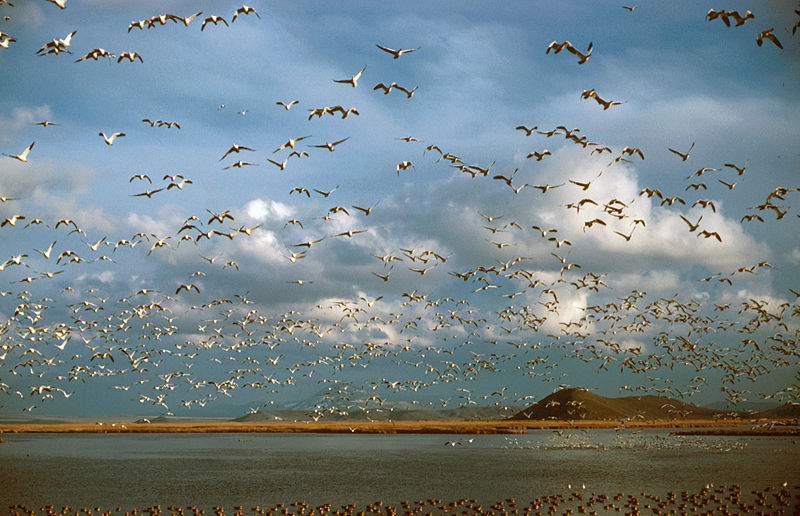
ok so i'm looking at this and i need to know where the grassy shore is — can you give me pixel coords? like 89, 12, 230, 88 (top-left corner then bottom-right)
672, 427, 800, 436
1, 418, 794, 435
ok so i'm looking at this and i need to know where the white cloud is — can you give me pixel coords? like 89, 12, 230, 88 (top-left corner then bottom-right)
0, 106, 52, 142
0, 159, 117, 231
75, 270, 115, 284
518, 147, 765, 270
612, 270, 682, 293
125, 212, 175, 238
233, 229, 285, 264
244, 198, 294, 222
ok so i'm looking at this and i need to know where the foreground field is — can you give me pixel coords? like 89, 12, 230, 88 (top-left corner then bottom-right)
1, 418, 796, 435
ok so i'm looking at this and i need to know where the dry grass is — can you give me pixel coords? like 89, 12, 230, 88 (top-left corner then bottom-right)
0, 418, 791, 435
672, 427, 800, 436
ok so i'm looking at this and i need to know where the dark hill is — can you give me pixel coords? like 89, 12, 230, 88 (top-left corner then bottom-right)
753, 403, 800, 419
509, 388, 727, 421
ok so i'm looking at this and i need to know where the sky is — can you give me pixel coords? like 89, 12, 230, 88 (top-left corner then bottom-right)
0, 0, 798, 418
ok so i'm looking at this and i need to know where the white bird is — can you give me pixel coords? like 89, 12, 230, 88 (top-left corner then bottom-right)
201, 16, 228, 31
267, 158, 289, 170
232, 5, 260, 22
99, 132, 125, 145
375, 44, 420, 59
36, 31, 76, 55
117, 52, 143, 63
0, 35, 15, 50
4, 142, 35, 162
166, 12, 203, 27
276, 100, 299, 110
312, 137, 349, 152
75, 48, 113, 62
220, 143, 255, 161
274, 135, 311, 153
333, 65, 366, 87
44, 0, 67, 9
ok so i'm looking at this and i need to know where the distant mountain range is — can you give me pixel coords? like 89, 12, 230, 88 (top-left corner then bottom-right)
508, 388, 800, 421
232, 405, 519, 423
2, 388, 797, 424
234, 387, 800, 423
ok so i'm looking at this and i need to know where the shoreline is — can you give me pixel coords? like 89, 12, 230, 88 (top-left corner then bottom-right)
1, 418, 796, 435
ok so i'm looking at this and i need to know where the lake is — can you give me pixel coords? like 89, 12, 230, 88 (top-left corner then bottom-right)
1, 429, 798, 511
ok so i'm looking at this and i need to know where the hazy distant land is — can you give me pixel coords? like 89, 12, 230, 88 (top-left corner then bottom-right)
1, 388, 796, 435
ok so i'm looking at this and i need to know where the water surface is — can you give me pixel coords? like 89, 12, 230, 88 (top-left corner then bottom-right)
1, 429, 797, 508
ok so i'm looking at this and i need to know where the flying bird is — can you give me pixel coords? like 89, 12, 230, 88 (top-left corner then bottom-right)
724, 162, 747, 175
276, 100, 299, 110
621, 146, 644, 160
274, 135, 311, 153
335, 229, 367, 238
546, 40, 593, 64
396, 85, 418, 98
756, 28, 782, 49
352, 203, 378, 216
267, 158, 290, 170
289, 187, 310, 197
0, 215, 25, 227
291, 238, 324, 248
75, 48, 113, 62
36, 30, 76, 55
697, 230, 722, 242
99, 132, 125, 145
201, 16, 229, 31
312, 137, 350, 152
396, 161, 414, 174
375, 44, 420, 59
373, 82, 398, 94
223, 161, 257, 169
220, 143, 255, 161
3, 142, 35, 162
333, 66, 366, 87
166, 12, 203, 26
707, 9, 754, 27
313, 186, 339, 197
527, 149, 551, 161
0, 34, 15, 49
117, 52, 143, 63
668, 142, 694, 161
130, 188, 164, 199
680, 215, 703, 232
175, 284, 200, 294
231, 5, 260, 22
128, 19, 150, 32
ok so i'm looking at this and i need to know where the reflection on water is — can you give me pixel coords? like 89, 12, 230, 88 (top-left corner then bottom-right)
503, 428, 750, 451
1, 430, 798, 508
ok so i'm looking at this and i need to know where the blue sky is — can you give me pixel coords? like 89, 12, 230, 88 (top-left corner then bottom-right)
0, 0, 798, 417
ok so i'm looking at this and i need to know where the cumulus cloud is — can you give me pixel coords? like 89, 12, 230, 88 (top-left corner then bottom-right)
0, 106, 52, 142
0, 159, 118, 231
243, 198, 295, 222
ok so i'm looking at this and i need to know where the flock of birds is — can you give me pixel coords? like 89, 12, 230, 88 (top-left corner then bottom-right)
6, 484, 800, 516
0, 2, 798, 420
504, 429, 750, 453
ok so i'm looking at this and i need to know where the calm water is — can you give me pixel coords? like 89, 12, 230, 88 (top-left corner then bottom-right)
1, 429, 798, 508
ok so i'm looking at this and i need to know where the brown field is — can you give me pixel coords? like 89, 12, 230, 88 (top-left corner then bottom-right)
673, 427, 800, 437
1, 418, 794, 435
